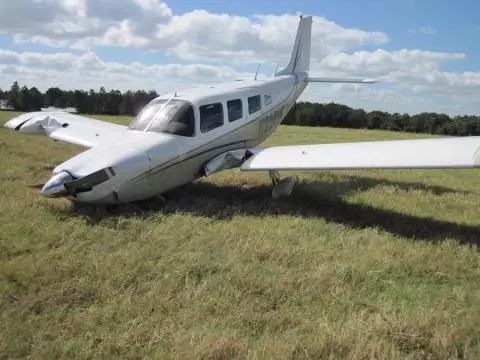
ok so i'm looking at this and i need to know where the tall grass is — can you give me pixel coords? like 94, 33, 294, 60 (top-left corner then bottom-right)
1, 111, 479, 359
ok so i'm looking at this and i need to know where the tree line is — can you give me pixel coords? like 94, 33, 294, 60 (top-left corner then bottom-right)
1, 81, 158, 116
1, 81, 479, 136
283, 102, 480, 136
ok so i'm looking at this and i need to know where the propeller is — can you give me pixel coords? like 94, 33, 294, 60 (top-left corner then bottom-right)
26, 167, 111, 198
26, 183, 45, 190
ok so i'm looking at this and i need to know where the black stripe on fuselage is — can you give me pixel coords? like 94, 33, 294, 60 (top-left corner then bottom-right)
155, 139, 254, 174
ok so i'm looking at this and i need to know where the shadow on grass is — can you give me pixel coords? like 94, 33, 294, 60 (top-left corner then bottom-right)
54, 174, 480, 246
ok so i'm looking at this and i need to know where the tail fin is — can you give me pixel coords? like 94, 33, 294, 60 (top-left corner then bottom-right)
276, 16, 312, 76
276, 16, 380, 85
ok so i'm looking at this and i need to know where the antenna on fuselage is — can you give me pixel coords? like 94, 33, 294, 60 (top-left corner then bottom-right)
273, 63, 279, 76
254, 64, 261, 80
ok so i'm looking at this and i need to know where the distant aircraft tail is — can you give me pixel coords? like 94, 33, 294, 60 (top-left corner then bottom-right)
276, 15, 379, 84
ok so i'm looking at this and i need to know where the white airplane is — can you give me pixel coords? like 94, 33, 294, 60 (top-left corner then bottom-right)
4, 16, 480, 205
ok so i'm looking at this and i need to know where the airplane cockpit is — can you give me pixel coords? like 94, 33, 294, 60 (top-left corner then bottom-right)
128, 98, 195, 137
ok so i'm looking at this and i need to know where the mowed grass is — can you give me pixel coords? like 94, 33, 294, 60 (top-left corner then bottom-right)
1, 110, 480, 359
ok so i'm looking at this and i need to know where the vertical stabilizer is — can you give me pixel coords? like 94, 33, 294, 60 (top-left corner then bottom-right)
276, 16, 312, 76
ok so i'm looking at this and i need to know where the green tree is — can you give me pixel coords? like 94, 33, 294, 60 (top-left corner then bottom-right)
29, 87, 44, 111
366, 111, 387, 129
44, 87, 63, 107
347, 109, 367, 129
6, 80, 480, 137
17, 86, 32, 111
7, 81, 20, 109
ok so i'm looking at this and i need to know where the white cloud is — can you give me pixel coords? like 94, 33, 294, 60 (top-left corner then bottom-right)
303, 48, 480, 115
0, 1, 479, 115
1, 47, 479, 115
0, 1, 387, 64
300, 83, 467, 115
0, 49, 254, 93
313, 49, 466, 85
0, 0, 172, 47
147, 12, 388, 64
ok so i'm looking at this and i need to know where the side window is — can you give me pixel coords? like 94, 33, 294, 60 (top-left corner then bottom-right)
227, 99, 243, 122
264, 94, 272, 106
200, 103, 224, 133
248, 95, 261, 114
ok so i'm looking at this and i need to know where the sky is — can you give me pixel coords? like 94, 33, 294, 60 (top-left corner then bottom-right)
0, 0, 479, 115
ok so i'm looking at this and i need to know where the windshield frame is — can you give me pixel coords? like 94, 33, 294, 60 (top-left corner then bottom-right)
128, 98, 197, 137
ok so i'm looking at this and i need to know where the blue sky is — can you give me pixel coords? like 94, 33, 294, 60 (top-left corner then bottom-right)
2, 0, 477, 68
168, 0, 480, 70
0, 0, 478, 115
167, 1, 477, 49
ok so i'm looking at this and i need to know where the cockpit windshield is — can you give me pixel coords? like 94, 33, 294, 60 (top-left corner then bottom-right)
128, 98, 195, 137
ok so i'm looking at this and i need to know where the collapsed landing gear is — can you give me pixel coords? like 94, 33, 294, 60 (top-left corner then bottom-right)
269, 170, 280, 186
268, 170, 296, 199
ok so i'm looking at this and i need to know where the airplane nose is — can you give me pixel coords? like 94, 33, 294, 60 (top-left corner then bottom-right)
41, 171, 74, 198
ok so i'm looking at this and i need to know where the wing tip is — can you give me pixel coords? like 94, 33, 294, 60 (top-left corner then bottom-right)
4, 115, 28, 130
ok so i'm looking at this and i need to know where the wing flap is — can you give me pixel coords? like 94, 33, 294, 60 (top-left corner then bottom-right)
241, 137, 480, 171
4, 111, 128, 148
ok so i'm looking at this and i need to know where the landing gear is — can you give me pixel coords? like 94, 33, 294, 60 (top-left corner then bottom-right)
269, 170, 280, 186
268, 170, 296, 199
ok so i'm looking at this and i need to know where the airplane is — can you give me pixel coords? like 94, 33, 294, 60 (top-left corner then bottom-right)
4, 16, 480, 205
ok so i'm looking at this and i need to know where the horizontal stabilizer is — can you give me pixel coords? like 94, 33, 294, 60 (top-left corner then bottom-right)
241, 137, 480, 171
307, 77, 379, 83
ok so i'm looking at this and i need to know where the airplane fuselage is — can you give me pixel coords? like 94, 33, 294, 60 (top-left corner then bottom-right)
7, 16, 411, 206
51, 72, 309, 204
14, 15, 468, 208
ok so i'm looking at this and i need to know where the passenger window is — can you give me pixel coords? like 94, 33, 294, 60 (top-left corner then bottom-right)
248, 95, 261, 114
227, 99, 243, 122
264, 94, 272, 106
200, 103, 224, 133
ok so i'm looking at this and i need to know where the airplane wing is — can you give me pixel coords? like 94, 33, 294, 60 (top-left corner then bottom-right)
240, 137, 480, 171
3, 111, 128, 148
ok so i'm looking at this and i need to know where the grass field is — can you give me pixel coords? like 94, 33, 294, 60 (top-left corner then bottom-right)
1, 110, 480, 359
